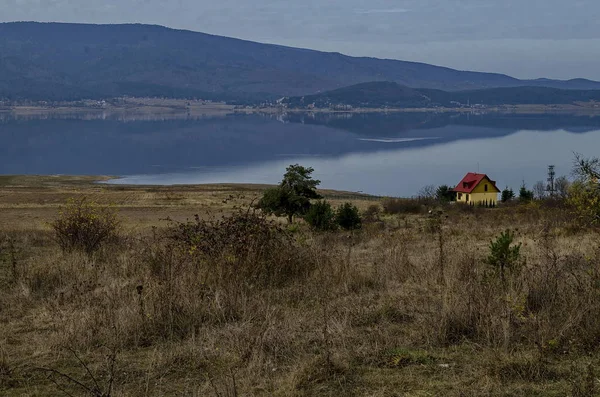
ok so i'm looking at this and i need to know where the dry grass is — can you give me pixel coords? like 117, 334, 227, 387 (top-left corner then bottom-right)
1, 177, 600, 396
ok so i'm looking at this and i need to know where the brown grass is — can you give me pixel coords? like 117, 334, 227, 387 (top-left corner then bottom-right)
1, 177, 600, 396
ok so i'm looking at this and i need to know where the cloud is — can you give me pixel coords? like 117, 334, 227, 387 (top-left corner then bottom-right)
354, 8, 410, 14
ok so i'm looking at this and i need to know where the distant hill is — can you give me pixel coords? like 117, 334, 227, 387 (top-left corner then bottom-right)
283, 81, 600, 108
2, 22, 600, 102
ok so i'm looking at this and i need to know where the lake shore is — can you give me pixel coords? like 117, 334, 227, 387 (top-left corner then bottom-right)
3, 97, 600, 120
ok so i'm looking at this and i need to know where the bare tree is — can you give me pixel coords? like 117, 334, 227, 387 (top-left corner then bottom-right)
417, 185, 436, 200
533, 181, 547, 200
555, 176, 571, 198
573, 153, 600, 181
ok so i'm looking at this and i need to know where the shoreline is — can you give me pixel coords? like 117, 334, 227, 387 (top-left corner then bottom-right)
3, 99, 600, 120
0, 174, 381, 198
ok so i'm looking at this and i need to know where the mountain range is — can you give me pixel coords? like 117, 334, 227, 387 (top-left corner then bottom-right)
2, 22, 600, 102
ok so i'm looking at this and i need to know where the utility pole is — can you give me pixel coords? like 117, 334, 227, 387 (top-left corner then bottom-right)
547, 165, 556, 196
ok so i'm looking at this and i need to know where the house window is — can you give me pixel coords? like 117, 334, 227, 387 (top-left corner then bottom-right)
466, 194, 470, 202
458, 193, 463, 200
485, 184, 488, 192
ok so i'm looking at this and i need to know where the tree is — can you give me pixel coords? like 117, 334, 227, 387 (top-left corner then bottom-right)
280, 164, 322, 197
435, 185, 455, 202
567, 180, 600, 226
336, 203, 362, 230
573, 153, 600, 181
486, 230, 522, 283
258, 164, 321, 223
519, 182, 534, 202
417, 185, 436, 200
555, 176, 570, 199
569, 154, 600, 225
304, 200, 337, 231
501, 187, 515, 203
533, 181, 547, 200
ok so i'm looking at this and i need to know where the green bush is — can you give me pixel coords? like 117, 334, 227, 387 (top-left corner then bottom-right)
486, 230, 522, 280
51, 198, 120, 255
304, 200, 337, 231
336, 203, 362, 230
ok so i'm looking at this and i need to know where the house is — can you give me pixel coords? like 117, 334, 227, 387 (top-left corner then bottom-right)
452, 172, 500, 206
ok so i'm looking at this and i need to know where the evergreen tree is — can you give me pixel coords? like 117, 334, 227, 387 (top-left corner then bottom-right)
519, 183, 534, 202
304, 200, 336, 231
501, 187, 515, 203
336, 203, 362, 230
435, 185, 455, 202
258, 164, 321, 223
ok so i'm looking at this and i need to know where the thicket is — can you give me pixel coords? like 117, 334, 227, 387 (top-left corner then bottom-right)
50, 198, 120, 255
165, 210, 312, 287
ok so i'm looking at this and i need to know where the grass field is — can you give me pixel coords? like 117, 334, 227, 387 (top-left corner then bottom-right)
1, 176, 600, 396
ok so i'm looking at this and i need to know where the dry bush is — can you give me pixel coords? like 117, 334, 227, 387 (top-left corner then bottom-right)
50, 198, 120, 255
362, 204, 381, 223
381, 198, 423, 214
165, 209, 313, 287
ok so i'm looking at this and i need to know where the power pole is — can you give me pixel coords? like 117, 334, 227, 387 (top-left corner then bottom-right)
547, 165, 556, 196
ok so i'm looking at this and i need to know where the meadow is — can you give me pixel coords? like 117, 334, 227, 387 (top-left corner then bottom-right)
1, 175, 600, 396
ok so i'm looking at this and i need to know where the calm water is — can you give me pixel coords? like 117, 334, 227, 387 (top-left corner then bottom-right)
2, 111, 600, 196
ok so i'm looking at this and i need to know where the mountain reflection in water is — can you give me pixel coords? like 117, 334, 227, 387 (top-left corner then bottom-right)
2, 111, 600, 196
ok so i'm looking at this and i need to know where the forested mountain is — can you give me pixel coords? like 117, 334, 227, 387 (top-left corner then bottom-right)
2, 22, 600, 102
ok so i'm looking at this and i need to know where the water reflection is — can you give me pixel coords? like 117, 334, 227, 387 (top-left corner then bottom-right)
2, 111, 600, 196
112, 128, 600, 197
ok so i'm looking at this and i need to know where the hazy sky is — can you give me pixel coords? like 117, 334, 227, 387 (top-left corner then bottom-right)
3, 0, 600, 80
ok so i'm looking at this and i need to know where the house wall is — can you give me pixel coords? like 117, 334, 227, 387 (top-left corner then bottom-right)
470, 192, 499, 205
456, 176, 499, 205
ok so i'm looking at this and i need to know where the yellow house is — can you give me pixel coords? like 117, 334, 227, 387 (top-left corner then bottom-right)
452, 172, 500, 206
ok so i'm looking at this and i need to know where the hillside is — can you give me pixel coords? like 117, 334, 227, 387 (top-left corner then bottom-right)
2, 22, 600, 101
283, 81, 600, 108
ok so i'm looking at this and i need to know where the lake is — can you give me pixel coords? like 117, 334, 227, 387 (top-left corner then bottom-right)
2, 111, 600, 197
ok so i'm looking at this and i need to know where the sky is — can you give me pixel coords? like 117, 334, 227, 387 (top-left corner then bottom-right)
2, 0, 600, 80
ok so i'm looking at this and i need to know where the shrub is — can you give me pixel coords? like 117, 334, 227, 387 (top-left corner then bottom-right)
51, 198, 120, 255
166, 209, 311, 286
382, 198, 422, 214
362, 204, 381, 223
336, 203, 362, 230
567, 180, 600, 226
304, 200, 337, 231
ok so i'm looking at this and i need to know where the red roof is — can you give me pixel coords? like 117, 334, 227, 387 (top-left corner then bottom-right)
452, 173, 498, 193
